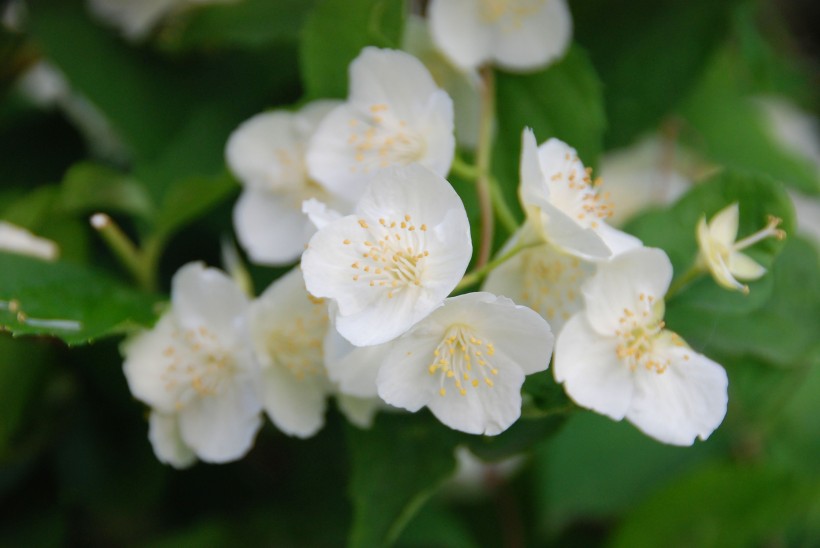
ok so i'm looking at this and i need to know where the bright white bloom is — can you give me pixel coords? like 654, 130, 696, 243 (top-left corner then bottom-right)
227, 101, 351, 266
302, 164, 471, 346
87, 0, 236, 40
148, 411, 196, 469
520, 129, 640, 260
378, 292, 553, 435
597, 135, 692, 227
323, 324, 390, 398
555, 248, 728, 446
248, 267, 332, 438
122, 262, 262, 465
306, 47, 455, 201
428, 0, 572, 72
402, 14, 481, 149
0, 221, 59, 261
696, 203, 785, 294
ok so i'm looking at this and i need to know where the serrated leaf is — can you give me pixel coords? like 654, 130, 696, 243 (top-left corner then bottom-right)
346, 412, 459, 548
625, 169, 794, 312
493, 45, 605, 220
0, 254, 160, 345
59, 162, 154, 218
300, 0, 404, 99
573, 0, 739, 148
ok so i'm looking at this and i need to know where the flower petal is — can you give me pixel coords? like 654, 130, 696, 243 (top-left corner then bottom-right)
554, 314, 634, 420
177, 380, 262, 463
709, 202, 740, 246
582, 247, 673, 335
259, 364, 329, 438
121, 312, 180, 412
233, 188, 315, 266
728, 251, 767, 281
626, 339, 728, 445
377, 330, 442, 413
324, 327, 389, 397
148, 411, 196, 469
490, 0, 572, 71
336, 394, 383, 429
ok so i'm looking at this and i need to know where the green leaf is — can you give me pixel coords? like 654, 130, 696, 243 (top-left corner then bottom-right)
680, 48, 820, 194
466, 415, 565, 463
532, 412, 720, 533
346, 412, 459, 548
625, 169, 794, 312
666, 236, 820, 367
573, 0, 739, 147
0, 254, 160, 345
59, 162, 155, 219
300, 0, 404, 99
166, 0, 319, 50
610, 462, 820, 548
153, 171, 237, 242
0, 336, 52, 455
493, 45, 605, 218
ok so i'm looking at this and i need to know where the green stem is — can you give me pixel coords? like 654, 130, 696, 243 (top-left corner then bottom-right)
489, 175, 519, 234
91, 213, 156, 292
475, 65, 496, 269
450, 154, 480, 181
665, 263, 703, 301
455, 240, 541, 292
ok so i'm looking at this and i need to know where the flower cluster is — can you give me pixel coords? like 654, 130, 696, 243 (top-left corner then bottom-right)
120, 4, 787, 465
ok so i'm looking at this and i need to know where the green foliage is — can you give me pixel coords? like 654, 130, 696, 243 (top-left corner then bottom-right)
0, 254, 160, 345
300, 0, 405, 99
346, 412, 459, 547
573, 0, 739, 148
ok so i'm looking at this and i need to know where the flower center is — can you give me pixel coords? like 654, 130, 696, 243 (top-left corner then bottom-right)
520, 245, 592, 323
548, 158, 614, 230
612, 293, 669, 374
264, 298, 327, 381
161, 325, 235, 408
428, 325, 499, 397
347, 214, 430, 299
348, 104, 426, 174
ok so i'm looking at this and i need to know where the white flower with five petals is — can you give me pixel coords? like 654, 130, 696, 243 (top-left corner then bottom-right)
554, 248, 728, 446
306, 47, 455, 201
227, 101, 351, 266
122, 262, 262, 466
428, 0, 572, 72
377, 292, 554, 435
301, 164, 471, 346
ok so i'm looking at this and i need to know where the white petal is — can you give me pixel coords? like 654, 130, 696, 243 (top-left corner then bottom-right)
323, 327, 389, 398
336, 394, 382, 429
553, 314, 634, 420
582, 248, 673, 335
538, 201, 612, 259
334, 286, 435, 346
233, 188, 315, 266
148, 411, 196, 469
177, 380, 262, 463
226, 110, 305, 192
171, 262, 249, 343
259, 364, 329, 438
427, 358, 524, 436
121, 312, 179, 413
377, 330, 443, 413
709, 203, 740, 247
302, 197, 344, 230
0, 221, 59, 261
595, 223, 644, 256
519, 128, 550, 211
428, 0, 493, 70
728, 251, 766, 281
627, 340, 728, 446
490, 0, 572, 71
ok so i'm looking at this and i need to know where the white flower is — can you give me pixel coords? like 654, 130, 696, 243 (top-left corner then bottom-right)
227, 101, 351, 266
554, 248, 728, 446
377, 292, 553, 435
323, 322, 390, 398
302, 164, 471, 346
147, 411, 196, 469
428, 0, 572, 72
0, 221, 59, 261
122, 262, 262, 464
247, 267, 332, 438
483, 221, 595, 334
519, 129, 640, 260
306, 47, 455, 201
696, 203, 785, 294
